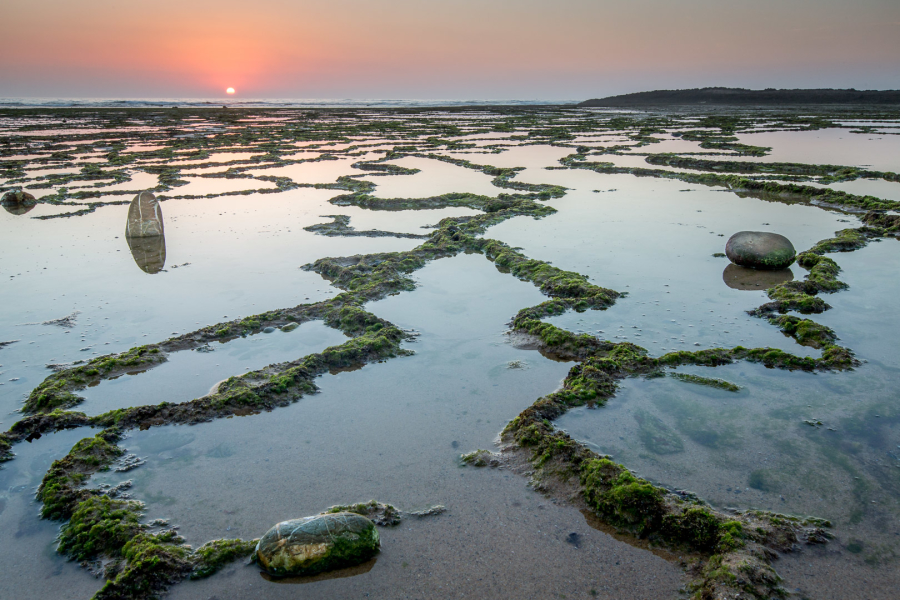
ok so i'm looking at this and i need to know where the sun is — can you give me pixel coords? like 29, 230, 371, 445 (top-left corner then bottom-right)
226, 87, 236, 94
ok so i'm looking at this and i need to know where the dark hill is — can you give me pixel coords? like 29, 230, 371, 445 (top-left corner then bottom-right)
578, 88, 900, 107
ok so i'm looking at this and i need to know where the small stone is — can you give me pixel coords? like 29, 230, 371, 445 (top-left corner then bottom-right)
725, 231, 796, 270
256, 513, 379, 577
280, 322, 299, 332
262, 327, 276, 333
1, 189, 37, 215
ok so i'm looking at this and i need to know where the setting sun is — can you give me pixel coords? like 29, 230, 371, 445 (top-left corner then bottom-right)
226, 87, 235, 94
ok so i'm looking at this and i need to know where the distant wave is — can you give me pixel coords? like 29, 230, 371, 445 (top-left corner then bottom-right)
0, 98, 574, 108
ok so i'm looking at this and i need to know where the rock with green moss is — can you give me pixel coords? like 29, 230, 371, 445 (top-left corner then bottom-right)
256, 512, 380, 577
725, 231, 796, 270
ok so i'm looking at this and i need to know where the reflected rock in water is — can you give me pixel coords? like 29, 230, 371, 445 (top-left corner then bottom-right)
1, 189, 37, 216
127, 234, 166, 273
125, 191, 164, 237
723, 263, 793, 290
125, 191, 166, 273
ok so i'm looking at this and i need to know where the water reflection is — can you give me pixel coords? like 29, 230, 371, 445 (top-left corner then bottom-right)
125, 191, 166, 273
722, 263, 793, 290
2, 202, 35, 216
259, 558, 377, 583
127, 234, 166, 273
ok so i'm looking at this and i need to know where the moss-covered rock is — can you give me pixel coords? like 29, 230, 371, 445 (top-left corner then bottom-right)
725, 231, 796, 270
255, 513, 380, 577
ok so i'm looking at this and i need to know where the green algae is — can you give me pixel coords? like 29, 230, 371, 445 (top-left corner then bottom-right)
304, 214, 429, 239
323, 500, 402, 527
190, 539, 259, 579
670, 373, 741, 392
460, 449, 495, 467
37, 430, 124, 520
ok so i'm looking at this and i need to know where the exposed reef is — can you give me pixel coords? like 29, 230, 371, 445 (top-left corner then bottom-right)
3, 105, 898, 600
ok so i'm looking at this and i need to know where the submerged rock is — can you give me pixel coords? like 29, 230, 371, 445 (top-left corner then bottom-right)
125, 191, 164, 238
1, 189, 37, 215
255, 512, 379, 577
725, 231, 795, 270
722, 263, 793, 290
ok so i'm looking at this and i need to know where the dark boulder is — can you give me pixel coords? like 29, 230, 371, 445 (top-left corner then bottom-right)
725, 231, 795, 270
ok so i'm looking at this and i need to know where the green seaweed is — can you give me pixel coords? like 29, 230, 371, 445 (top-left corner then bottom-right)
670, 373, 741, 392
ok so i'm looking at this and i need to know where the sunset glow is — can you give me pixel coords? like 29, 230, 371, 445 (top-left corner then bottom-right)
226, 87, 236, 94
1, 0, 897, 99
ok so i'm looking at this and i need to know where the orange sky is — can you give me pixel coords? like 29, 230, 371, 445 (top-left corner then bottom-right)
2, 0, 898, 98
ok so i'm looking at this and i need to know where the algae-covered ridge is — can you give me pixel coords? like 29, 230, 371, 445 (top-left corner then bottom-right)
2, 105, 898, 600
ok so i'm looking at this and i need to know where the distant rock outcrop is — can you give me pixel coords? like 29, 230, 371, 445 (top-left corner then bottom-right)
578, 88, 900, 107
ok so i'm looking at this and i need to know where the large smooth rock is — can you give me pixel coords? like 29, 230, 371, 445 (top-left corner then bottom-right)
725, 231, 795, 270
256, 512, 380, 577
722, 263, 793, 290
125, 191, 164, 238
1, 190, 37, 215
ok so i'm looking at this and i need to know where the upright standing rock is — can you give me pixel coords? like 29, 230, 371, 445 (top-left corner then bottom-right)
725, 231, 795, 270
125, 191, 165, 272
125, 191, 164, 238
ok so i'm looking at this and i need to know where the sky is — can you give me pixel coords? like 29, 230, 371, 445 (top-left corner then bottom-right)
2, 0, 898, 100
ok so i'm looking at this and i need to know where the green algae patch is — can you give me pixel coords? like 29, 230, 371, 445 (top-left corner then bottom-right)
24, 346, 166, 414
191, 538, 259, 579
305, 214, 429, 239
38, 430, 124, 520
581, 459, 666, 536
43, 434, 261, 598
660, 507, 725, 552
460, 449, 495, 467
768, 315, 838, 349
322, 499, 403, 527
670, 373, 741, 392
59, 495, 146, 561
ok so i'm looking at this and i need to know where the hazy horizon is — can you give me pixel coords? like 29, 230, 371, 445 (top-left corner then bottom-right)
2, 0, 899, 100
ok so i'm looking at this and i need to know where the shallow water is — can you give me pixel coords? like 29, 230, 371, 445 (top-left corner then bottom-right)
735, 129, 900, 171
2, 107, 899, 599
77, 321, 347, 416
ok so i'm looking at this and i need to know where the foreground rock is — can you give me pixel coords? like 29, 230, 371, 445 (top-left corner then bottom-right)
725, 231, 795, 269
125, 191, 164, 237
255, 512, 380, 577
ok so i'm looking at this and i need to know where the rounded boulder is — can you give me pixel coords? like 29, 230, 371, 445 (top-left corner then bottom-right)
725, 231, 795, 270
256, 512, 379, 577
1, 189, 36, 205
